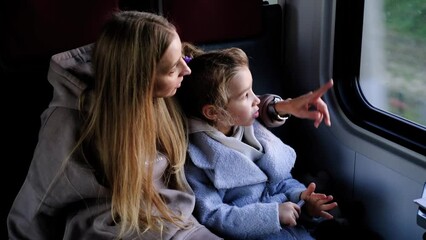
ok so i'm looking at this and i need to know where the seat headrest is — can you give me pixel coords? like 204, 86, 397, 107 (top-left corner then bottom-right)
162, 0, 263, 44
1, 0, 119, 71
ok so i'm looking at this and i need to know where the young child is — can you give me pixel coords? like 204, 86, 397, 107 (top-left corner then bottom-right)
175, 44, 338, 240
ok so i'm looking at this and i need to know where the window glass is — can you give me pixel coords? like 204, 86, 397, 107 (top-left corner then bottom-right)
359, 0, 426, 126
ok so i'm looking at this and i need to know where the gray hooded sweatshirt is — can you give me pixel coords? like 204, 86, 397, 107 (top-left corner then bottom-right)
6, 44, 222, 240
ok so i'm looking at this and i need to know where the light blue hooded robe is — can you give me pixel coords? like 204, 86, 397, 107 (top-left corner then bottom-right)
185, 119, 314, 240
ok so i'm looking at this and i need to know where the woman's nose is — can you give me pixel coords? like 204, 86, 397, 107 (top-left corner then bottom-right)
181, 59, 191, 76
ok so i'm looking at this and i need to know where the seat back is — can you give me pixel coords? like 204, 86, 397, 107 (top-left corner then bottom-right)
162, 0, 262, 44
162, 0, 285, 96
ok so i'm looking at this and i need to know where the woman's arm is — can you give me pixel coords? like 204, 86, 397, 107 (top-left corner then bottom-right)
257, 94, 288, 128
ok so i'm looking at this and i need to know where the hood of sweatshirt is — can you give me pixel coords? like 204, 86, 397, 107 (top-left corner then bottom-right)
47, 43, 93, 110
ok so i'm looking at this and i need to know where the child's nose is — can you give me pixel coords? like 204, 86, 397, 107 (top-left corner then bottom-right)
254, 95, 260, 105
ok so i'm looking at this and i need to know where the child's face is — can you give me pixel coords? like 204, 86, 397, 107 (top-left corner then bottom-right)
223, 66, 260, 128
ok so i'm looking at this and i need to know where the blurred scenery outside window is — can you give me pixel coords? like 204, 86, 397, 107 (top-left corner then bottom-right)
359, 0, 426, 126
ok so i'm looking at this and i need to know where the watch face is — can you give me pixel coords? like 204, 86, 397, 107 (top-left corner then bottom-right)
268, 98, 289, 121
273, 98, 290, 120
273, 97, 281, 104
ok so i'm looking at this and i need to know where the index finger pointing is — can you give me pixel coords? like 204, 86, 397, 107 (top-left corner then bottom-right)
312, 79, 334, 99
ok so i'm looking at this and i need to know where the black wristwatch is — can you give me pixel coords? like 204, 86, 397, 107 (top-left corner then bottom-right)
268, 97, 291, 121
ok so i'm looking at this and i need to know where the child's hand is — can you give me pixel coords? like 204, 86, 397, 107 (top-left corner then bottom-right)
278, 202, 301, 227
300, 182, 338, 219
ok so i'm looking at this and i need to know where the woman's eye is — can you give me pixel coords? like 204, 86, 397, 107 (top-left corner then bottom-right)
169, 68, 177, 75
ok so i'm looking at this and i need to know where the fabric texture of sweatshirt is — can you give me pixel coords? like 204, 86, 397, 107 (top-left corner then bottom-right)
7, 44, 222, 240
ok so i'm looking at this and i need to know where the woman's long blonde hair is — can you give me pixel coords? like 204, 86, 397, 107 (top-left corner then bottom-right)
80, 11, 188, 237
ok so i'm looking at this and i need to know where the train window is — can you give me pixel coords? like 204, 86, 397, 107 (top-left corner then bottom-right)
359, 0, 426, 127
333, 0, 426, 156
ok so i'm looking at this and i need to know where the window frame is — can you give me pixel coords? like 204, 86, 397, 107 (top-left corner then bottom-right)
333, 0, 426, 156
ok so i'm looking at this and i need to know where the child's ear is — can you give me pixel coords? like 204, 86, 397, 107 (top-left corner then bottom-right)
202, 105, 219, 121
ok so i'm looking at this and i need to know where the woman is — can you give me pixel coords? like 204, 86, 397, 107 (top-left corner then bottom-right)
7, 11, 220, 240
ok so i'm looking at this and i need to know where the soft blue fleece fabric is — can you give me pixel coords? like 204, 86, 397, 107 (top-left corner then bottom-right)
186, 120, 313, 240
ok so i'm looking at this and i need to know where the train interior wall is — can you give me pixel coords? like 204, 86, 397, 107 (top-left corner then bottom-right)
280, 0, 426, 239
